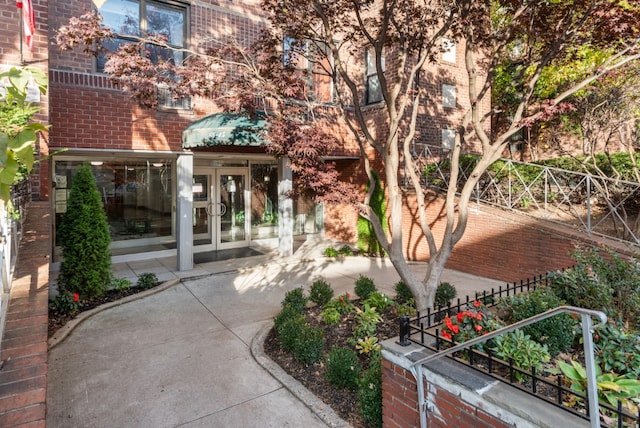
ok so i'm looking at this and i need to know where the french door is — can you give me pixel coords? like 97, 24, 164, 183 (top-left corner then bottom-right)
192, 168, 249, 251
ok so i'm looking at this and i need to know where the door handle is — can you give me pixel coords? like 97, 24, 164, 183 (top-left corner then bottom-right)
205, 202, 214, 216
217, 202, 227, 217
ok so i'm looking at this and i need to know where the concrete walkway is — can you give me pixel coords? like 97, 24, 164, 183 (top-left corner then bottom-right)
46, 245, 505, 428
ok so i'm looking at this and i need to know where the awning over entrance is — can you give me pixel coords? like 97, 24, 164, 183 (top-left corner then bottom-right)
182, 112, 267, 148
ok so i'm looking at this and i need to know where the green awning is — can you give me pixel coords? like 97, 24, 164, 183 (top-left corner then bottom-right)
182, 112, 267, 148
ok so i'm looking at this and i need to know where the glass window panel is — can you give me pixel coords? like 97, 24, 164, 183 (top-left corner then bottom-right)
54, 159, 173, 248
442, 84, 456, 108
146, 2, 184, 47
98, 0, 140, 35
251, 163, 278, 239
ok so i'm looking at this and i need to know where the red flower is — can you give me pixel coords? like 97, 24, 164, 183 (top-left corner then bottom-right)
476, 312, 483, 321
441, 330, 452, 340
445, 317, 454, 329
473, 300, 482, 308
451, 324, 459, 334
456, 312, 464, 323
73, 293, 79, 302
474, 325, 483, 332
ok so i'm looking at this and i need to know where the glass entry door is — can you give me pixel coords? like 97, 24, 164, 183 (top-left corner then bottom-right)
193, 168, 249, 251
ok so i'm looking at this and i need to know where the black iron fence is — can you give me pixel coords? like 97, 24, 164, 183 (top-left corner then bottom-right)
405, 272, 640, 427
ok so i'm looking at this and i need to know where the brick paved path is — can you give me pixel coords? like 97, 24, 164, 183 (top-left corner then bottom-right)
0, 202, 50, 427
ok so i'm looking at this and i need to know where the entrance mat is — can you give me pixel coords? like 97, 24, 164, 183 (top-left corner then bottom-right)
194, 247, 263, 264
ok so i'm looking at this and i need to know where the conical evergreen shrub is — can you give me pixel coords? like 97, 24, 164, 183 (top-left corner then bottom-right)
57, 163, 111, 298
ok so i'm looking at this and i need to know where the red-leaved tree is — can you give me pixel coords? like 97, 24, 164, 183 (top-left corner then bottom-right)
57, 0, 640, 310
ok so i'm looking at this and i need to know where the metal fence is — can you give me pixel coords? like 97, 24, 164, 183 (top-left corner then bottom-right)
405, 273, 640, 427
417, 146, 640, 246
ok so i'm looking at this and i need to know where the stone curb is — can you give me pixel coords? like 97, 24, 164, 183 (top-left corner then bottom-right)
47, 279, 181, 350
250, 322, 352, 428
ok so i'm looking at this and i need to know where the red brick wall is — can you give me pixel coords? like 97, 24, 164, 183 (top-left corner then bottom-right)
381, 359, 420, 428
382, 358, 515, 428
329, 188, 625, 283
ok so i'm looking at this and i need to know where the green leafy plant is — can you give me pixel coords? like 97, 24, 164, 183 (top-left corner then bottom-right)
498, 286, 576, 356
325, 346, 360, 390
281, 287, 308, 313
136, 272, 159, 289
353, 304, 382, 341
354, 275, 377, 300
435, 282, 457, 307
110, 277, 131, 292
308, 278, 334, 307
395, 299, 417, 318
319, 307, 341, 325
365, 292, 394, 312
0, 66, 47, 203
594, 320, 640, 378
57, 164, 112, 299
356, 336, 381, 355
491, 329, 551, 381
559, 360, 640, 413
394, 281, 414, 304
325, 292, 354, 315
51, 291, 80, 316
358, 351, 383, 428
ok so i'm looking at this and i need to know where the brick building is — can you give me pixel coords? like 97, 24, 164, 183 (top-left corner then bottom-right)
1, 0, 487, 269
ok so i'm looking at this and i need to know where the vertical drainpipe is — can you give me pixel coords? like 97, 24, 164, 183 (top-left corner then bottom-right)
278, 157, 293, 257
176, 153, 194, 271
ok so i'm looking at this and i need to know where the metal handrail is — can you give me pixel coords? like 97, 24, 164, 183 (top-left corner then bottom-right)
407, 306, 608, 428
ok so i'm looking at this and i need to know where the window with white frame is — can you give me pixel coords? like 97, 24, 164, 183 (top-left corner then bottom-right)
96, 0, 190, 108
283, 37, 334, 103
442, 129, 456, 150
442, 38, 456, 63
442, 84, 456, 109
365, 47, 385, 104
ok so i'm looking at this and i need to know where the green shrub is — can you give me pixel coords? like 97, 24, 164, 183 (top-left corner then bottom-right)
276, 313, 306, 352
498, 287, 576, 356
274, 304, 304, 330
136, 272, 159, 289
435, 282, 457, 307
548, 247, 640, 325
357, 171, 386, 257
309, 279, 334, 307
325, 346, 360, 390
355, 275, 377, 300
57, 164, 112, 299
282, 287, 308, 312
358, 351, 382, 428
291, 324, 325, 365
338, 245, 354, 256
491, 329, 550, 381
111, 277, 132, 292
51, 291, 80, 316
319, 307, 341, 325
365, 292, 394, 312
323, 247, 339, 257
394, 281, 414, 304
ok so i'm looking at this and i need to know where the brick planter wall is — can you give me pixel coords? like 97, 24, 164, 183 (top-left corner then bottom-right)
382, 340, 589, 428
331, 193, 635, 283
